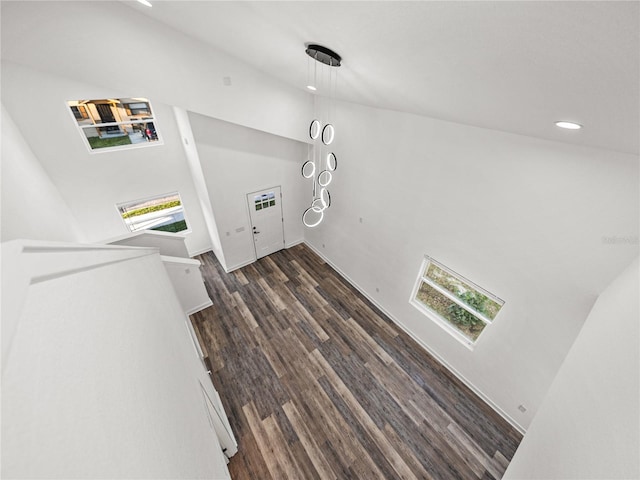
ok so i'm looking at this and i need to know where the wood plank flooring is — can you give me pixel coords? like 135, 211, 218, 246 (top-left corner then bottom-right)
191, 244, 522, 479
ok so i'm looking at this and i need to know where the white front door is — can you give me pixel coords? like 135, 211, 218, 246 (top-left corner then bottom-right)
247, 186, 285, 259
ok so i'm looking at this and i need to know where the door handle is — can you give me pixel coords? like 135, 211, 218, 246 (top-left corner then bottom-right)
253, 229, 260, 234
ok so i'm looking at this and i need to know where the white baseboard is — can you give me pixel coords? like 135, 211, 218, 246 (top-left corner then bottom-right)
225, 241, 303, 273
303, 241, 526, 435
189, 247, 213, 258
285, 238, 304, 248
186, 299, 213, 316
224, 258, 256, 273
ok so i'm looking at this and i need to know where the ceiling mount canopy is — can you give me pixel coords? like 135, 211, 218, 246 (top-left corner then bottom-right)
305, 44, 341, 67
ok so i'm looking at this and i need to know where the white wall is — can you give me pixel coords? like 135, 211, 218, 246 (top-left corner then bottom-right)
173, 107, 226, 268
0, 0, 311, 144
1, 243, 230, 479
162, 255, 214, 315
1, 62, 212, 256
504, 257, 639, 479
304, 100, 640, 430
1, 104, 85, 243
1, 0, 311, 256
189, 112, 307, 271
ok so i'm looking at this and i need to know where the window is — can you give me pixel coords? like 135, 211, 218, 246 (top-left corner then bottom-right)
254, 192, 276, 211
70, 105, 89, 120
67, 97, 161, 152
410, 257, 504, 347
117, 192, 188, 233
124, 102, 151, 116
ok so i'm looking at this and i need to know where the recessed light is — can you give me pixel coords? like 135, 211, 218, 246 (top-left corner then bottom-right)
137, 0, 152, 7
555, 121, 582, 130
306, 85, 317, 91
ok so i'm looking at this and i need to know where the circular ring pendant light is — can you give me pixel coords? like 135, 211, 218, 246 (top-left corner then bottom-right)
317, 170, 332, 187
312, 197, 326, 212
302, 43, 341, 228
301, 160, 316, 178
327, 152, 337, 171
309, 119, 321, 140
321, 124, 335, 145
320, 188, 331, 208
302, 205, 324, 228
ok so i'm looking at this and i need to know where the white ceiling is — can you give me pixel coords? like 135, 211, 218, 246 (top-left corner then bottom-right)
101, 2, 640, 154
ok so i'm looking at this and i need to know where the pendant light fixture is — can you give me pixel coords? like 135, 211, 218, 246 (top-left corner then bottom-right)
302, 44, 341, 228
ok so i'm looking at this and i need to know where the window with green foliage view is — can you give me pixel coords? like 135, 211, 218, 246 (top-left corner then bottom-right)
117, 192, 188, 234
410, 257, 504, 347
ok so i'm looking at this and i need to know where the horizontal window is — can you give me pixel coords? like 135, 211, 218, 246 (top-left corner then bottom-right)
124, 102, 152, 116
410, 257, 504, 347
67, 98, 161, 152
117, 192, 188, 234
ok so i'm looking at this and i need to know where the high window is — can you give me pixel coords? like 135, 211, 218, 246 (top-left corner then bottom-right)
67, 97, 161, 152
117, 192, 188, 234
410, 257, 504, 347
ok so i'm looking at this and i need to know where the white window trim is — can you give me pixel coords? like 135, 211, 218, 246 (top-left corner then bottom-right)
77, 120, 151, 130
409, 256, 504, 350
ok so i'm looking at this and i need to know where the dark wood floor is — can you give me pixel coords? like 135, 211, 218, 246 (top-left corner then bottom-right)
191, 244, 522, 479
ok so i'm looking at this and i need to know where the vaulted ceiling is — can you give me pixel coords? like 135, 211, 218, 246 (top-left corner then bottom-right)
124, 1, 639, 155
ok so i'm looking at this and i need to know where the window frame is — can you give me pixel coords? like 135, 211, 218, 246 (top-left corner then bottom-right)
70, 105, 89, 120
66, 98, 163, 154
115, 191, 191, 235
123, 102, 152, 116
409, 256, 504, 349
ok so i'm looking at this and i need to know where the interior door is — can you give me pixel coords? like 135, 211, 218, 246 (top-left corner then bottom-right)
247, 186, 285, 259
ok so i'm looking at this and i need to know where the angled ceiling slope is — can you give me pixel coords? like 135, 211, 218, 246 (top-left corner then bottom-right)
2, 1, 638, 154
127, 1, 640, 155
